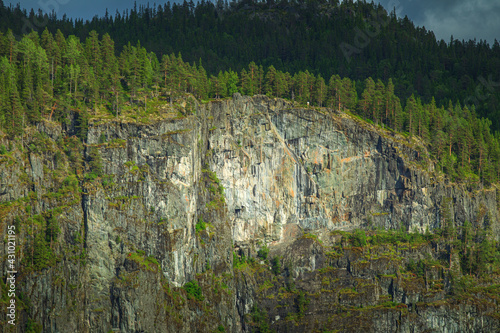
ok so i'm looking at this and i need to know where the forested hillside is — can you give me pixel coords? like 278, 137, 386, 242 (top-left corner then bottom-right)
1, 0, 500, 185
3, 2, 500, 332
1, 0, 500, 130
1, 27, 500, 184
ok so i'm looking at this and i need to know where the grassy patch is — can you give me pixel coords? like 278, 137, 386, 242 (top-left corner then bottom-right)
128, 250, 160, 272
183, 280, 204, 301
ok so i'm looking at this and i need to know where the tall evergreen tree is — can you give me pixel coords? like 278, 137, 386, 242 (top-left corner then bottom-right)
314, 75, 327, 107
359, 77, 375, 119
405, 94, 417, 140
329, 74, 343, 110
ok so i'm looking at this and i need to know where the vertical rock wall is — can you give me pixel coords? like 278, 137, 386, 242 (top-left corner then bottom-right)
0, 94, 498, 332
204, 95, 498, 247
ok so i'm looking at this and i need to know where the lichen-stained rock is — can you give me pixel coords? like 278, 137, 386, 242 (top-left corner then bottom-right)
203, 94, 498, 246
0, 94, 499, 332
236, 233, 500, 333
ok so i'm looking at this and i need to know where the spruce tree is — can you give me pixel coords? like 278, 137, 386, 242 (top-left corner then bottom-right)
314, 75, 326, 107
265, 65, 277, 97
328, 74, 343, 110
359, 77, 375, 119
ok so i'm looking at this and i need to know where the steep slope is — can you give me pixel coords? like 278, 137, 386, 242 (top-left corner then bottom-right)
0, 94, 499, 332
4, 1, 500, 131
203, 95, 498, 243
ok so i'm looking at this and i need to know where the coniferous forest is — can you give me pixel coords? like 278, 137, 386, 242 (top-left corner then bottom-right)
1, 0, 500, 184
4, 2, 500, 332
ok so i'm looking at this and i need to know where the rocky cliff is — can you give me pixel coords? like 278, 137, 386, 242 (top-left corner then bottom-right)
1, 94, 499, 332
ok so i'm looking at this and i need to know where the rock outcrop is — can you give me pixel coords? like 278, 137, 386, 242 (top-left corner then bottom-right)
0, 94, 498, 332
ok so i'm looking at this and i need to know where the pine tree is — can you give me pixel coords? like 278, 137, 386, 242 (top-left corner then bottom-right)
210, 75, 220, 99
65, 35, 83, 103
161, 54, 171, 90
328, 74, 343, 110
214, 71, 227, 98
18, 36, 48, 122
474, 118, 489, 181
314, 75, 326, 107
265, 65, 277, 97
446, 101, 457, 157
40, 29, 55, 99
195, 61, 209, 100
392, 95, 403, 131
0, 57, 23, 135
384, 78, 394, 125
226, 70, 239, 96
430, 104, 446, 160
373, 79, 385, 124
294, 71, 310, 105
342, 77, 357, 111
359, 77, 375, 119
5, 30, 17, 65
141, 48, 154, 89
257, 65, 264, 95
416, 97, 429, 141
405, 94, 417, 140
85, 30, 102, 93
240, 68, 251, 96
247, 61, 259, 96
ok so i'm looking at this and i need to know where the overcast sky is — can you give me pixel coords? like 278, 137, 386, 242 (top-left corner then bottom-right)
4, 0, 500, 44
388, 0, 500, 43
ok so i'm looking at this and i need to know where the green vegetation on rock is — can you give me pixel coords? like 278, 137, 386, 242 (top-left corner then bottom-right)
183, 280, 204, 301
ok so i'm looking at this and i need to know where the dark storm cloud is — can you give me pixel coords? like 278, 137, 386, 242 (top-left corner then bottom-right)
6, 0, 500, 44
380, 0, 500, 43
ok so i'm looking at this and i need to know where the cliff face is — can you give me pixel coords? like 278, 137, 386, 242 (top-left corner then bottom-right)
0, 94, 499, 332
204, 95, 498, 242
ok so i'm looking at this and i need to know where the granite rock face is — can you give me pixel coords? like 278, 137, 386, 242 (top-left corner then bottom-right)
203, 95, 498, 244
0, 94, 498, 332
